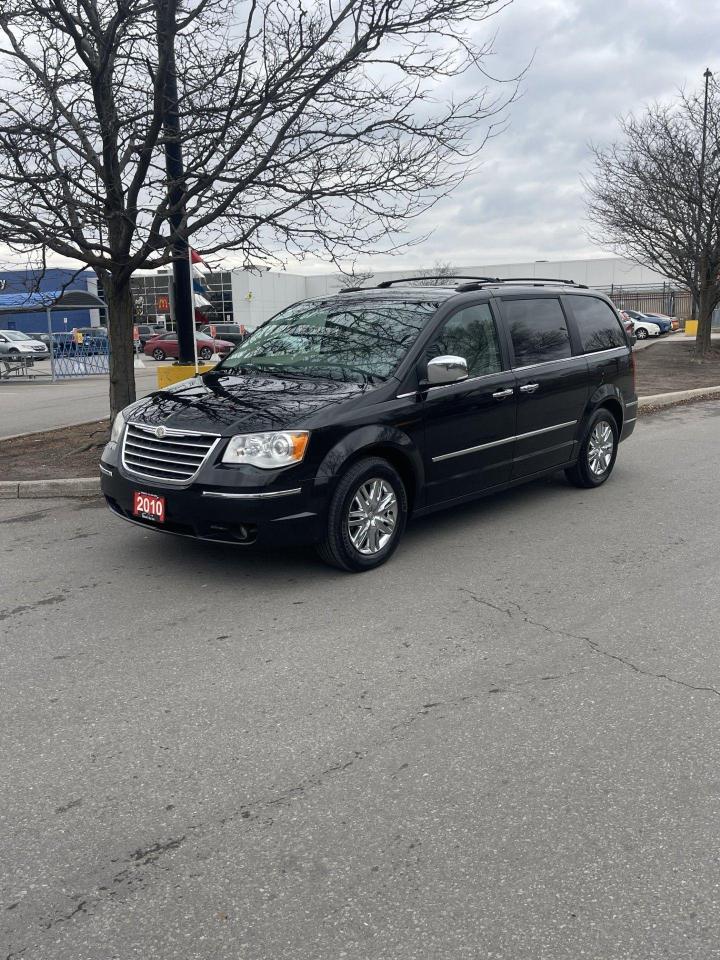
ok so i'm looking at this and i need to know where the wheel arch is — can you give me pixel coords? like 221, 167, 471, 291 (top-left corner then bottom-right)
315, 426, 424, 514
586, 386, 624, 434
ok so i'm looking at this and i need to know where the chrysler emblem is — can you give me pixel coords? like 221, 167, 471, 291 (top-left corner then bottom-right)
154, 426, 166, 439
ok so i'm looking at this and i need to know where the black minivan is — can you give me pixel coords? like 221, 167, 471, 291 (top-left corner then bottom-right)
101, 277, 637, 571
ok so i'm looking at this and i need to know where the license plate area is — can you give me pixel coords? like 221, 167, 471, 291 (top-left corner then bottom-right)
133, 491, 166, 523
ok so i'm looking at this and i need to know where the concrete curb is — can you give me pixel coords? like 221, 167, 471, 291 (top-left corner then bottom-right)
638, 384, 720, 412
0, 477, 101, 499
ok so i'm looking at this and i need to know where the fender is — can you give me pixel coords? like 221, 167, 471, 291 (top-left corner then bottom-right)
585, 383, 626, 426
314, 424, 425, 499
572, 384, 626, 458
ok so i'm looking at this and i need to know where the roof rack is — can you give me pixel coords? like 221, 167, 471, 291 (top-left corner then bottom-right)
338, 274, 500, 293
455, 277, 588, 292
376, 275, 500, 288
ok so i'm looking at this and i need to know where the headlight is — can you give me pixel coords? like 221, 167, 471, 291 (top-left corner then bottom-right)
18, 343, 35, 352
110, 411, 126, 443
222, 431, 309, 469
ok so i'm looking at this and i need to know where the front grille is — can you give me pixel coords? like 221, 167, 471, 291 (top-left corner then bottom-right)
122, 422, 220, 485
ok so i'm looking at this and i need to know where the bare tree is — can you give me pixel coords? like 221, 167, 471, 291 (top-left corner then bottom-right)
587, 83, 720, 355
0, 0, 516, 416
416, 259, 459, 284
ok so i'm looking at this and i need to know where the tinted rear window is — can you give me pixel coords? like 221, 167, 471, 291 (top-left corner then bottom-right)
571, 297, 626, 352
503, 298, 571, 366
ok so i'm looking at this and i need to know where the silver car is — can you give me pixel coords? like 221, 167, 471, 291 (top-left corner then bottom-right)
0, 329, 50, 359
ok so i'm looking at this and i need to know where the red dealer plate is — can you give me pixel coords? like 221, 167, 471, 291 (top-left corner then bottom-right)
132, 491, 166, 523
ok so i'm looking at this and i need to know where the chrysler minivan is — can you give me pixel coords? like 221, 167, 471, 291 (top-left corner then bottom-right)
101, 277, 637, 571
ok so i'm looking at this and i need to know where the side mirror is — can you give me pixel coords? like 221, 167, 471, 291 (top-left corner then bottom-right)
426, 355, 468, 386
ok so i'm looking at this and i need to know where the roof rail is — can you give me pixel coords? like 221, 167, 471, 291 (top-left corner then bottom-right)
455, 277, 587, 292
374, 275, 500, 289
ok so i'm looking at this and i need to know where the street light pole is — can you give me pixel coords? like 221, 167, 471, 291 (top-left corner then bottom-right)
694, 67, 713, 321
157, 0, 195, 366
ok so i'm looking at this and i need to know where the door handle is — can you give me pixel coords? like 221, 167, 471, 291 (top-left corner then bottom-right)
519, 383, 539, 394
492, 388, 514, 400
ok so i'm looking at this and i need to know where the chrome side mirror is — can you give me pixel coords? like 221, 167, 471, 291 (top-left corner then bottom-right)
426, 355, 468, 386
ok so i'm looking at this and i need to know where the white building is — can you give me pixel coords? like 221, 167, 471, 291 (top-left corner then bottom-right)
133, 256, 677, 331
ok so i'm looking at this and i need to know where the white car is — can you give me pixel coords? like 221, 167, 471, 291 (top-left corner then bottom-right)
0, 329, 50, 358
631, 317, 662, 340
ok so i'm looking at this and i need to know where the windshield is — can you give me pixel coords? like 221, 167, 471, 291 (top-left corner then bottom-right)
3, 330, 31, 341
218, 299, 439, 383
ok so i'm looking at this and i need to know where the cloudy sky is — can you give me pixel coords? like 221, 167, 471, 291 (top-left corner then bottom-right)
334, 0, 719, 274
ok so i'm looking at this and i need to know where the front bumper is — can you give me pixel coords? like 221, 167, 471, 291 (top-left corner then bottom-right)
100, 457, 325, 548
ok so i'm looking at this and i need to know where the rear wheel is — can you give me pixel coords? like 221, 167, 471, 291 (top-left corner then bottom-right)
152, 348, 166, 360
635, 327, 648, 340
316, 457, 407, 572
565, 410, 619, 488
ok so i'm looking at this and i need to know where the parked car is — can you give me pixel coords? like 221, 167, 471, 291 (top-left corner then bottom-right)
199, 322, 248, 346
644, 311, 679, 331
27, 332, 52, 347
136, 323, 167, 346
143, 330, 234, 361
0, 329, 49, 359
102, 277, 637, 571
629, 316, 663, 340
619, 311, 635, 336
624, 309, 672, 334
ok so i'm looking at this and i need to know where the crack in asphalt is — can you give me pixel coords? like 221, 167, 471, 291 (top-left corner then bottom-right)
462, 589, 720, 699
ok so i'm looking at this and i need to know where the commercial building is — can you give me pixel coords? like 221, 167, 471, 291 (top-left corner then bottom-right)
0, 256, 692, 335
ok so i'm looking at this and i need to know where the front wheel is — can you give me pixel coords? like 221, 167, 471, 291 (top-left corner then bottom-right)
565, 410, 619, 488
316, 457, 407, 572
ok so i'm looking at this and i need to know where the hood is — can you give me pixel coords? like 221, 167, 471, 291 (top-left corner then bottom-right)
127, 372, 366, 434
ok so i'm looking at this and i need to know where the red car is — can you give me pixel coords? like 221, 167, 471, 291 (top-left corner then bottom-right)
144, 331, 235, 361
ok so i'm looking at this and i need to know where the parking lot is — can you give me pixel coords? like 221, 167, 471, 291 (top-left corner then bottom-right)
2, 401, 720, 959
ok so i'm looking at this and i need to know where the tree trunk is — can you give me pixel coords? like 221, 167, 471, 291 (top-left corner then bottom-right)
104, 274, 137, 420
695, 287, 715, 356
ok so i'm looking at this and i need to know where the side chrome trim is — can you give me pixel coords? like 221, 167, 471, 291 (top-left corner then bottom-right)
512, 346, 628, 372
395, 391, 417, 399
99, 463, 113, 477
625, 400, 638, 408
624, 417, 637, 425
201, 487, 302, 500
432, 419, 578, 463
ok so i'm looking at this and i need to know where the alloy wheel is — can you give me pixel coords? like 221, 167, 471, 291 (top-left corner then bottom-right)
587, 421, 614, 476
346, 478, 398, 555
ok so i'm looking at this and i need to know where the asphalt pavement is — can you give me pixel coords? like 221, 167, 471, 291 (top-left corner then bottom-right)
2, 401, 720, 960
0, 362, 167, 439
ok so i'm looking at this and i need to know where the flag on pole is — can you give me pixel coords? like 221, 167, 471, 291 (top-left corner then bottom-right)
190, 249, 209, 268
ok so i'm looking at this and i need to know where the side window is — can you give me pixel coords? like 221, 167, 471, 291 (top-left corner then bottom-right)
427, 303, 502, 378
571, 297, 626, 352
503, 298, 571, 366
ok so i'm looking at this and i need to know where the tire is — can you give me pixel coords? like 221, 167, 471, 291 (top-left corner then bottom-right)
152, 348, 166, 360
316, 457, 408, 572
635, 327, 648, 340
199, 347, 212, 361
565, 409, 619, 489
8, 347, 19, 354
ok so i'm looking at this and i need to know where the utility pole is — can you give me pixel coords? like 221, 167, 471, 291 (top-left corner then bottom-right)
157, 0, 195, 365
